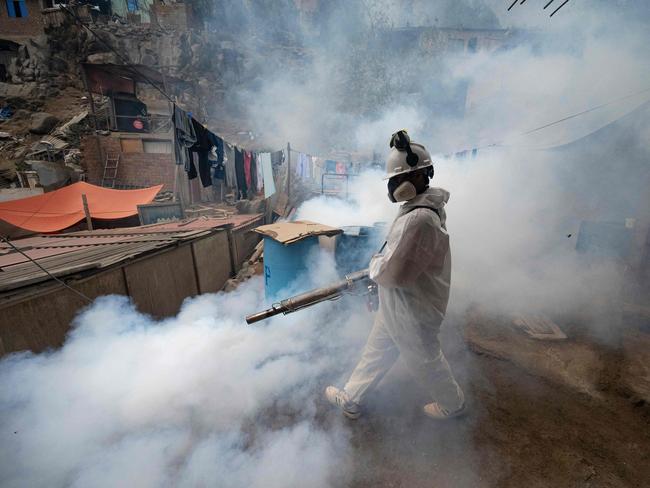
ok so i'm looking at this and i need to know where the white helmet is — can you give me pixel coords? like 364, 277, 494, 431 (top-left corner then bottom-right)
384, 130, 433, 180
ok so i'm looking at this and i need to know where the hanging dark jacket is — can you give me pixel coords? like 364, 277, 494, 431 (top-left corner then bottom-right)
173, 105, 196, 171
189, 118, 213, 188
235, 147, 248, 199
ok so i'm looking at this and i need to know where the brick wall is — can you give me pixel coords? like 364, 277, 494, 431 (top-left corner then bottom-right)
81, 135, 176, 190
0, 0, 45, 38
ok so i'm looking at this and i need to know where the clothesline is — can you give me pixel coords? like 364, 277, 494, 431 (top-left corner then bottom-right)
173, 103, 365, 202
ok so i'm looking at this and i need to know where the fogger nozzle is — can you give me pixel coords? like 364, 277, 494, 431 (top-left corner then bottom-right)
245, 269, 370, 324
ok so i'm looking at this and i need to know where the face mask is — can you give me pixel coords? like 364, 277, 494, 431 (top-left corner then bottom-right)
388, 180, 417, 203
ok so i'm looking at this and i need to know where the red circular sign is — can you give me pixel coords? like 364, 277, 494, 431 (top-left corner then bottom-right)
133, 119, 144, 130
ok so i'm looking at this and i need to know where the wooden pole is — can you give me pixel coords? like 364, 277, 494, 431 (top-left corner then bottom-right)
80, 65, 104, 181
81, 193, 93, 231
286, 142, 291, 201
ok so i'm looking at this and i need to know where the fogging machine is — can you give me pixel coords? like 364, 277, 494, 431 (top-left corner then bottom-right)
245, 269, 376, 324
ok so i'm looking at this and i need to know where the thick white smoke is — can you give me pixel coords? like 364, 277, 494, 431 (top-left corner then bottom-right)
296, 169, 397, 227
0, 263, 372, 487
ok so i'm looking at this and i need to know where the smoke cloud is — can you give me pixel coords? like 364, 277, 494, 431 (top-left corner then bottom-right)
0, 267, 372, 487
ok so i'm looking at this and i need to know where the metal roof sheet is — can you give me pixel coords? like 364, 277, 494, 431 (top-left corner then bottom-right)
0, 214, 263, 294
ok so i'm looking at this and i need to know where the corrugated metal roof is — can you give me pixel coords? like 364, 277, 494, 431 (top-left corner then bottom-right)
0, 214, 263, 294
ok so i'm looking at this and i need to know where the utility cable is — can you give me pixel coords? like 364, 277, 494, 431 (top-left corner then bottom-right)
549, 0, 570, 17
0, 235, 93, 303
449, 85, 650, 156
521, 87, 650, 136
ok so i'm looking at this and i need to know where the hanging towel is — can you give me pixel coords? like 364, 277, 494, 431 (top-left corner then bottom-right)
312, 157, 324, 184
259, 152, 276, 199
244, 150, 252, 190
224, 143, 237, 190
256, 153, 264, 193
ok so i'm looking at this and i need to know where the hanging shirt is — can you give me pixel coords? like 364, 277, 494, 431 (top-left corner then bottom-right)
325, 160, 337, 173
336, 161, 346, 174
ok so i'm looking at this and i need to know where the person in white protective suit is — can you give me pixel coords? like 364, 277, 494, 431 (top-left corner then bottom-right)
325, 130, 465, 420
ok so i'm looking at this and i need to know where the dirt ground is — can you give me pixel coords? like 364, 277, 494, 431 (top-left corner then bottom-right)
317, 321, 650, 488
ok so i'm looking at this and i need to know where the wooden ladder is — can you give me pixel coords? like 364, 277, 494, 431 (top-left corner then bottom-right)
101, 152, 120, 188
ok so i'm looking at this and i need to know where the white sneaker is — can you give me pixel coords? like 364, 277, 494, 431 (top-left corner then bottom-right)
423, 401, 466, 420
325, 386, 361, 420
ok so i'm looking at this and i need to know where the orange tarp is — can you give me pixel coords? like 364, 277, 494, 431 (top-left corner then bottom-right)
0, 182, 162, 233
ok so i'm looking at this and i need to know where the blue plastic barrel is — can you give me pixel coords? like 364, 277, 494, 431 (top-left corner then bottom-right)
263, 235, 320, 301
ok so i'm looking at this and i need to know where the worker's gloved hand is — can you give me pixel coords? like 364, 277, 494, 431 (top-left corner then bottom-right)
368, 253, 385, 283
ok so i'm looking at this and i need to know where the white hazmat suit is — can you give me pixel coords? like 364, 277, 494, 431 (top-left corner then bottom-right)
343, 187, 464, 412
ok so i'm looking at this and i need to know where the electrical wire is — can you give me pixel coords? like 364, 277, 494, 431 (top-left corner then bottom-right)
550, 0, 571, 17
521, 87, 650, 136
448, 85, 650, 156
0, 235, 93, 303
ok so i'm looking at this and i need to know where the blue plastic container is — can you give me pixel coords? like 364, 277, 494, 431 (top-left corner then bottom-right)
263, 235, 320, 301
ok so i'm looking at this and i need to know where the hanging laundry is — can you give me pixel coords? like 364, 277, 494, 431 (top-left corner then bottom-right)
244, 150, 252, 190
206, 132, 225, 183
187, 151, 199, 180
336, 161, 346, 174
271, 150, 285, 167
259, 152, 276, 199
213, 162, 225, 180
213, 135, 224, 166
224, 143, 237, 190
295, 152, 312, 179
235, 147, 248, 199
189, 118, 213, 188
325, 160, 337, 173
210, 150, 225, 204
255, 152, 264, 193
312, 157, 324, 185
172, 104, 196, 172
210, 147, 225, 180
250, 152, 259, 196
